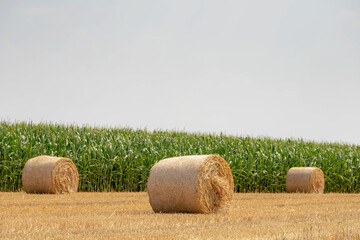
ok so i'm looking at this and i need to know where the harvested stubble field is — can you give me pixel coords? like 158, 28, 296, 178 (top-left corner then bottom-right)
1, 192, 360, 240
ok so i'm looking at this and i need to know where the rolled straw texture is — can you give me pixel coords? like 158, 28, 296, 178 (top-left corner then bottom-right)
22, 155, 79, 194
286, 167, 324, 193
147, 154, 234, 213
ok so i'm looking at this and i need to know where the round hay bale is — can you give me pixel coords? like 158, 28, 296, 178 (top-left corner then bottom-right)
22, 155, 79, 194
147, 154, 234, 213
286, 167, 324, 193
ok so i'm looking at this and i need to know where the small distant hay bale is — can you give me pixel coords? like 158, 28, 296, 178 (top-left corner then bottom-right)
286, 167, 324, 193
147, 154, 234, 213
22, 155, 79, 194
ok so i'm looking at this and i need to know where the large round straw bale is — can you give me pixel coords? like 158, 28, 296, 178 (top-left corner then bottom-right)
22, 155, 79, 194
286, 167, 324, 193
147, 154, 234, 213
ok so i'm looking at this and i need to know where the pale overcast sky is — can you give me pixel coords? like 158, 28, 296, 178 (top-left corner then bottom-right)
1, 1, 359, 145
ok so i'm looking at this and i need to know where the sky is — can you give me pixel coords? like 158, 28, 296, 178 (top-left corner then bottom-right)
1, 0, 359, 145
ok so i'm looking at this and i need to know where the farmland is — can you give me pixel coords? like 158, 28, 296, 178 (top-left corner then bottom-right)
1, 192, 360, 239
1, 121, 360, 193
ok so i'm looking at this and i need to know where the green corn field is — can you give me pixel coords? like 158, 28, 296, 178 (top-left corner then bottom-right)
0, 121, 359, 193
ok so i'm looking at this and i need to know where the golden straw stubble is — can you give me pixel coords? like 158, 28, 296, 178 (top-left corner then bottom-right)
286, 167, 325, 193
147, 154, 234, 213
22, 155, 79, 194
